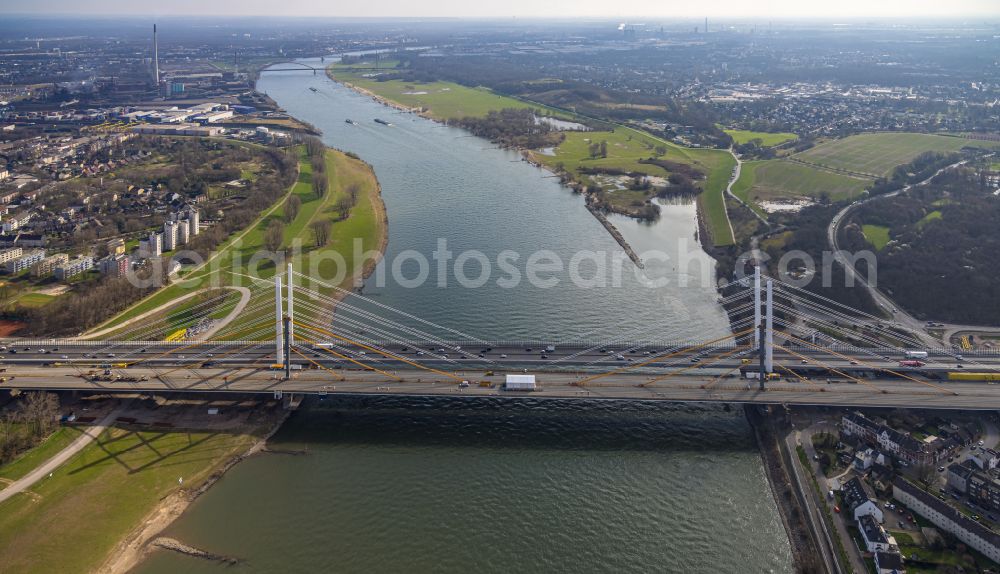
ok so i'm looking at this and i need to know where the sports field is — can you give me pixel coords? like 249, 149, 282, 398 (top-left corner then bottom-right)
725, 129, 798, 147
732, 160, 872, 207
794, 133, 999, 177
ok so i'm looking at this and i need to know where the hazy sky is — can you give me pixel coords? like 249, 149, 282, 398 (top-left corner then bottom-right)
2, 0, 998, 18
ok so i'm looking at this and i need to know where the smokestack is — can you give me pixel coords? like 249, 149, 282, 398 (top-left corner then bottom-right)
153, 24, 159, 84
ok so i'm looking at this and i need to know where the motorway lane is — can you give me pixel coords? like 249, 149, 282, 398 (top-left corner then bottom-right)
0, 341, 994, 371
7, 365, 1000, 409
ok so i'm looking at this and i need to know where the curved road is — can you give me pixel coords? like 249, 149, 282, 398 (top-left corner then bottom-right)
827, 159, 973, 348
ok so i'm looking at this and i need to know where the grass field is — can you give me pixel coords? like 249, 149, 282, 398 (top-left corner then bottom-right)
0, 427, 77, 484
862, 224, 891, 250
725, 129, 798, 147
916, 210, 942, 229
732, 159, 872, 209
0, 425, 260, 574
330, 68, 533, 121
15, 293, 55, 309
795, 133, 1000, 177
529, 126, 735, 245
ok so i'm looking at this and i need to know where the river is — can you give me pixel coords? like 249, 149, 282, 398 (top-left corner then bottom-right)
132, 59, 793, 573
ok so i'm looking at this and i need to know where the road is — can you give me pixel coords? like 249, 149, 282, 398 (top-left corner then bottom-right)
0, 406, 122, 504
725, 148, 769, 227
826, 159, 971, 348
8, 361, 1000, 409
0, 340, 995, 377
796, 421, 866, 574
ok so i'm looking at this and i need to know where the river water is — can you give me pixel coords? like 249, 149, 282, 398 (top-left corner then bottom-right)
132, 59, 793, 573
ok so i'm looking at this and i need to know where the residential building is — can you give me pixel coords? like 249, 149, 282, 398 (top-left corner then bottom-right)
854, 448, 876, 471
188, 207, 200, 236
857, 513, 896, 553
54, 256, 94, 280
893, 477, 1000, 564
0, 234, 46, 248
947, 461, 977, 494
99, 255, 129, 278
968, 471, 1000, 512
163, 220, 179, 251
841, 412, 939, 465
842, 476, 884, 523
138, 233, 162, 258
2, 211, 33, 233
0, 247, 22, 264
31, 253, 68, 277
972, 448, 1000, 471
873, 550, 905, 574
6, 249, 44, 273
107, 237, 126, 257
177, 219, 190, 245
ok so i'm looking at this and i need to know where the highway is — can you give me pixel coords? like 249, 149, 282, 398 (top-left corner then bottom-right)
4, 355, 1000, 409
0, 340, 992, 376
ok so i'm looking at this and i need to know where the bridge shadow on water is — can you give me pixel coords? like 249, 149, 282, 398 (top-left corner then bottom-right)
270, 395, 759, 454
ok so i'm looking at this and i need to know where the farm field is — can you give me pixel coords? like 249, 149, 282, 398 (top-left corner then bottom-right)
732, 159, 872, 209
794, 132, 999, 177
725, 129, 798, 147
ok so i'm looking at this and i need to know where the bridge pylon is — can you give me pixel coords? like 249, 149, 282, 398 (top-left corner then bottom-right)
275, 274, 284, 365
753, 266, 775, 388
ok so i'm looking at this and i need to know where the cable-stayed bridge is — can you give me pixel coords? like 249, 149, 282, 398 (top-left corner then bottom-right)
2, 266, 998, 410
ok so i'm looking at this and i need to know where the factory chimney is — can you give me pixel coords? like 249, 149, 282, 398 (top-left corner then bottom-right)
153, 24, 160, 84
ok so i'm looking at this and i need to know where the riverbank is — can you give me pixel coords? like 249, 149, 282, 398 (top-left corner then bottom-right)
99, 407, 290, 574
745, 405, 832, 574
0, 395, 285, 574
327, 67, 652, 269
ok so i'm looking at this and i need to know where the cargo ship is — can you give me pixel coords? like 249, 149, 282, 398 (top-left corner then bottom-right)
374, 118, 392, 126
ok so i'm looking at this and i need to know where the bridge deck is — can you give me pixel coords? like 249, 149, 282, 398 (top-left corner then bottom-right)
3, 365, 994, 410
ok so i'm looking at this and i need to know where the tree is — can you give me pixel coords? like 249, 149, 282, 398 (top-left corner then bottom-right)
914, 461, 937, 490
314, 173, 328, 198
311, 220, 332, 247
264, 220, 285, 253
284, 195, 301, 223
600, 140, 608, 158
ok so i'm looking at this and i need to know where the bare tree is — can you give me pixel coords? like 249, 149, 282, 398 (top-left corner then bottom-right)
311, 220, 332, 247
264, 219, 285, 253
914, 460, 938, 490
284, 195, 302, 223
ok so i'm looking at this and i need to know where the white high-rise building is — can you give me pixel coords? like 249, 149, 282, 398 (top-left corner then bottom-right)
177, 219, 190, 245
163, 221, 178, 251
139, 232, 162, 257
188, 208, 200, 236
